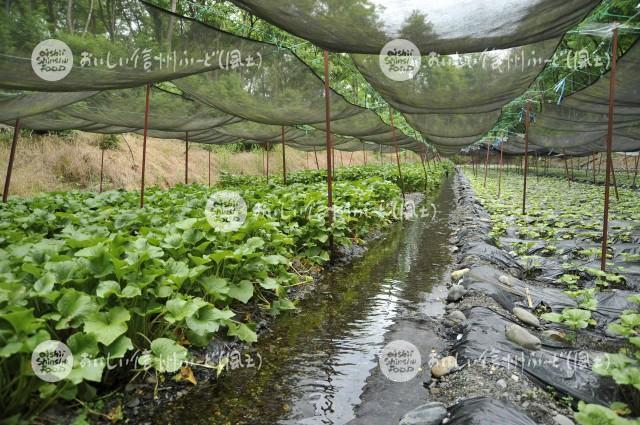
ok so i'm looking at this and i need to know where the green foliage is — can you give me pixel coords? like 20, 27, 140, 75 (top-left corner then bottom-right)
0, 162, 449, 421
542, 308, 593, 330
98, 134, 120, 151
575, 401, 640, 425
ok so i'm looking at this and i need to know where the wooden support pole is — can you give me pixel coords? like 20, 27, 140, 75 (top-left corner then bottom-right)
184, 131, 189, 185
208, 150, 211, 187
3, 118, 20, 203
522, 101, 531, 214
633, 155, 639, 188
323, 49, 334, 255
281, 126, 287, 184
389, 107, 405, 200
348, 151, 354, 166
140, 83, 150, 208
601, 27, 618, 272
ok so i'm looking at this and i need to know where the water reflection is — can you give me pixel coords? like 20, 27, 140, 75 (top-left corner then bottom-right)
153, 178, 455, 424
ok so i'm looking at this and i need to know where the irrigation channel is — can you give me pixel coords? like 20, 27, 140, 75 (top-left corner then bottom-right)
151, 177, 456, 424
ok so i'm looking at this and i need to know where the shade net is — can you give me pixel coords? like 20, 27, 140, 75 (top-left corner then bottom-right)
529, 40, 640, 154
352, 39, 561, 150
0, 0, 261, 91
0, 91, 98, 121
64, 87, 240, 131
228, 0, 599, 55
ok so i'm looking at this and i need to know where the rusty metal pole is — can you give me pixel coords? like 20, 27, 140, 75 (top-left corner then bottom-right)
601, 27, 619, 272
483, 139, 490, 188
140, 83, 150, 208
593, 152, 597, 184
281, 126, 287, 184
389, 107, 405, 200
563, 151, 571, 187
99, 148, 104, 193
624, 153, 630, 178
498, 139, 504, 197
324, 49, 334, 255
363, 143, 367, 166
419, 153, 428, 193
184, 131, 189, 185
3, 118, 20, 203
313, 146, 320, 170
609, 155, 620, 201
522, 102, 531, 214
633, 155, 639, 187
266, 142, 270, 183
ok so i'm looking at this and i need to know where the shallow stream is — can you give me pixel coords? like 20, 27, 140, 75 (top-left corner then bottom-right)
153, 177, 456, 424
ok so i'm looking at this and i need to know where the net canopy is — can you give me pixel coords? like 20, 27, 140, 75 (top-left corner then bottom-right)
0, 0, 427, 154
286, 132, 397, 153
215, 122, 306, 141
0, 91, 98, 121
0, 0, 260, 91
352, 39, 560, 151
228, 0, 599, 55
64, 87, 240, 131
529, 40, 640, 154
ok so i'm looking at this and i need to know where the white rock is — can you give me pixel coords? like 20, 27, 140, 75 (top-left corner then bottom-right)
431, 356, 458, 378
450, 268, 470, 282
498, 275, 513, 286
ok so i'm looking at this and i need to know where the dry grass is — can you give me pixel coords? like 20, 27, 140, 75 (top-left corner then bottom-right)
0, 130, 396, 197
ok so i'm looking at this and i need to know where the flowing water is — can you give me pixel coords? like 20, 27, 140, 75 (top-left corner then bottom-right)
154, 177, 456, 424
